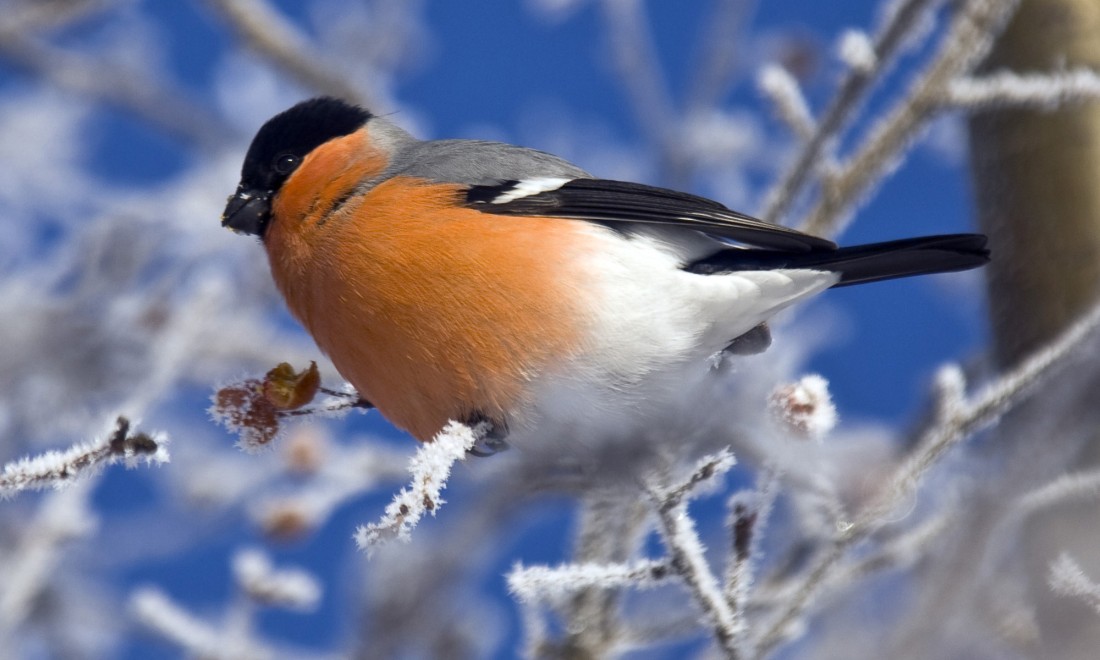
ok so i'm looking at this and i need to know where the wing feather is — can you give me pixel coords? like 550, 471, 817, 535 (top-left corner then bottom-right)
464, 178, 836, 252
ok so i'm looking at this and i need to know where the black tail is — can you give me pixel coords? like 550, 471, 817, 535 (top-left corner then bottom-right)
685, 233, 990, 287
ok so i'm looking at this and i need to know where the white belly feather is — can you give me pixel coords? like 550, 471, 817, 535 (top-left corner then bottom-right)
513, 224, 838, 445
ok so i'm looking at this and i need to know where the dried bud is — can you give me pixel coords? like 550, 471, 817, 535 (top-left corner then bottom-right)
263, 361, 320, 410
283, 426, 327, 475
768, 374, 837, 441
211, 379, 280, 450
260, 502, 315, 540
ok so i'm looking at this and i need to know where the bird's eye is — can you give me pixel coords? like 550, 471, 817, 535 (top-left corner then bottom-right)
274, 153, 300, 175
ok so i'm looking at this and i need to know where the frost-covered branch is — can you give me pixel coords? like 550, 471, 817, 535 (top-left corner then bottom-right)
760, 0, 942, 224
758, 64, 816, 142
509, 559, 673, 604
0, 478, 99, 647
0, 416, 168, 495
132, 588, 242, 660
132, 548, 322, 660
204, 0, 375, 108
354, 421, 488, 552
0, 11, 231, 148
1049, 553, 1100, 617
835, 509, 952, 583
724, 469, 779, 638
798, 0, 1020, 236
755, 296, 1100, 654
946, 68, 1100, 109
646, 449, 744, 658
1017, 469, 1100, 518
232, 548, 321, 611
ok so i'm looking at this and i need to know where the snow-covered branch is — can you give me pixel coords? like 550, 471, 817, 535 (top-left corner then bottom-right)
947, 69, 1100, 109
758, 64, 816, 142
0, 416, 168, 495
760, 0, 942, 224
1049, 553, 1100, 617
645, 450, 744, 658
755, 296, 1100, 654
798, 0, 1020, 236
354, 421, 488, 552
132, 548, 323, 660
509, 559, 673, 604
204, 0, 378, 109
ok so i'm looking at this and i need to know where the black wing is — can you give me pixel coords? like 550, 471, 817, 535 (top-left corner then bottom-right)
464, 178, 836, 252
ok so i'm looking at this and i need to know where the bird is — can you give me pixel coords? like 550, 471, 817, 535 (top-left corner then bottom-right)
222, 96, 989, 451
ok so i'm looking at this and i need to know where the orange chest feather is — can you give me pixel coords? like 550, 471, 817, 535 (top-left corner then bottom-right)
265, 169, 592, 440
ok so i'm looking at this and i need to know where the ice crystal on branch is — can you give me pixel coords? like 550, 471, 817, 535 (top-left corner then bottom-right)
355, 420, 488, 553
0, 416, 168, 495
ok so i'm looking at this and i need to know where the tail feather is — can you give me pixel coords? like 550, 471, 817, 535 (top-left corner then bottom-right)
685, 234, 990, 287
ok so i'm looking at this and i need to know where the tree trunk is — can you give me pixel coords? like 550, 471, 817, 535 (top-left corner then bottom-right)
968, 1, 1100, 657
969, 0, 1100, 367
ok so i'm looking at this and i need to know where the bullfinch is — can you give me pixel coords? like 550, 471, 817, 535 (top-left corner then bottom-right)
222, 96, 988, 448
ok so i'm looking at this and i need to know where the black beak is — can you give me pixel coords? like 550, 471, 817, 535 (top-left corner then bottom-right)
222, 187, 272, 237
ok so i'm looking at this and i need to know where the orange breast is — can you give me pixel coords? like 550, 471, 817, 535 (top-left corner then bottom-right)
264, 130, 591, 440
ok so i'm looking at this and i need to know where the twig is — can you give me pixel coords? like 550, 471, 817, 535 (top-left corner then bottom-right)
204, 0, 374, 108
131, 587, 275, 660
833, 509, 952, 584
508, 559, 673, 604
758, 64, 816, 142
232, 548, 321, 611
760, 0, 941, 224
354, 421, 487, 553
687, 0, 757, 113
1049, 553, 1100, 616
724, 467, 779, 649
946, 68, 1100, 109
0, 416, 169, 495
0, 21, 232, 149
0, 477, 99, 645
645, 449, 743, 658
798, 0, 1021, 236
753, 295, 1100, 656
1016, 469, 1100, 518
560, 492, 651, 656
